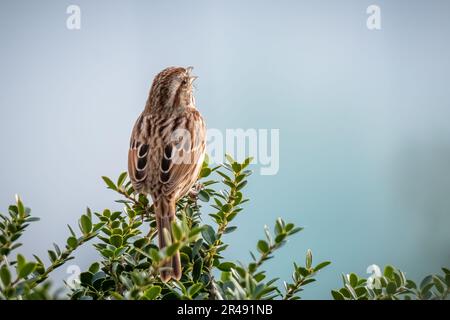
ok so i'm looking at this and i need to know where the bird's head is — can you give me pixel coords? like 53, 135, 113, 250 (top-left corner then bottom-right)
147, 66, 197, 112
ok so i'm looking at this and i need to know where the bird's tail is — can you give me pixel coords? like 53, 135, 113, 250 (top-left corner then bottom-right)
155, 199, 181, 282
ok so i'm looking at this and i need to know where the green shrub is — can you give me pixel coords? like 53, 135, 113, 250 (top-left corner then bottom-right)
0, 156, 329, 300
0, 155, 447, 300
332, 265, 450, 300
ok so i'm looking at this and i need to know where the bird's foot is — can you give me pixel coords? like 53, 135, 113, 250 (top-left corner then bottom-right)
188, 183, 204, 199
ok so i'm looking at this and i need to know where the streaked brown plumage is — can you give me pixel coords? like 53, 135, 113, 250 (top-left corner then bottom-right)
128, 66, 206, 282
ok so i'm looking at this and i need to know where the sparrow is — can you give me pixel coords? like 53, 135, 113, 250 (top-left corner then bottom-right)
128, 66, 206, 282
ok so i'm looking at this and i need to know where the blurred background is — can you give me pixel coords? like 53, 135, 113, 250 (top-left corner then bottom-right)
0, 0, 449, 299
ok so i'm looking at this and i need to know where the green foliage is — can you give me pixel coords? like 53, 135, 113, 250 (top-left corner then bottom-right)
331, 265, 450, 300
0, 155, 447, 300
0, 156, 330, 300
0, 196, 103, 299
66, 155, 331, 300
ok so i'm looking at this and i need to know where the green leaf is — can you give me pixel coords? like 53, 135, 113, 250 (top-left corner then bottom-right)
80, 214, 92, 234
216, 171, 231, 181
345, 284, 358, 299
254, 272, 266, 283
16, 195, 25, 216
201, 225, 216, 245
406, 279, 417, 289
198, 190, 210, 202
165, 243, 180, 257
189, 227, 203, 238
110, 211, 121, 221
0, 265, 11, 287
217, 262, 235, 272
257, 240, 269, 254
445, 274, 450, 287
302, 278, 316, 286
17, 254, 26, 270
285, 223, 294, 232
191, 239, 203, 258
172, 222, 182, 241
92, 271, 106, 288
236, 180, 247, 191
200, 167, 211, 178
355, 287, 367, 298
100, 249, 114, 258
243, 157, 254, 168
67, 236, 78, 249
89, 263, 100, 274
67, 224, 76, 237
223, 180, 235, 189
18, 262, 36, 279
433, 276, 445, 294
384, 265, 394, 278
275, 234, 286, 243
421, 282, 434, 296
144, 286, 161, 300
339, 287, 351, 298
274, 218, 284, 235
222, 203, 232, 213
331, 290, 345, 300
420, 275, 432, 289
248, 262, 257, 273
192, 258, 203, 282
149, 249, 160, 262
102, 279, 116, 292
114, 247, 127, 257
386, 281, 397, 295
110, 235, 123, 248
305, 249, 313, 269
227, 211, 239, 222
298, 266, 309, 277
224, 226, 237, 234
47, 250, 57, 262
232, 162, 241, 173
162, 228, 172, 247
225, 154, 235, 164
102, 176, 117, 191
288, 227, 303, 235
235, 174, 246, 184
117, 172, 127, 187
393, 271, 402, 287
314, 261, 331, 272
11, 243, 22, 250
80, 271, 93, 285
349, 273, 358, 287
188, 283, 203, 297
112, 228, 122, 235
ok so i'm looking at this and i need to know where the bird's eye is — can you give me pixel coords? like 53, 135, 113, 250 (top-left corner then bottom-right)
181, 79, 187, 85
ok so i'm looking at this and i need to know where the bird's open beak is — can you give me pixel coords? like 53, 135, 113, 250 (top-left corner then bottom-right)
186, 66, 197, 84
189, 75, 198, 84
186, 66, 194, 74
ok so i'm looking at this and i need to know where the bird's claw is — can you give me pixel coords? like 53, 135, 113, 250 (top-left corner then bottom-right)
188, 183, 204, 199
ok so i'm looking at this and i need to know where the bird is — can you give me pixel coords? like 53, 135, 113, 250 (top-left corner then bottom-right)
128, 66, 206, 282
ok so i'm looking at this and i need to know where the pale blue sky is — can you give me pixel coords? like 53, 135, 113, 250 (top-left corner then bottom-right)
0, 0, 449, 299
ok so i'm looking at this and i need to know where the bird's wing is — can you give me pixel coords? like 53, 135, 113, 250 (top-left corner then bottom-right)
160, 111, 206, 198
128, 114, 151, 192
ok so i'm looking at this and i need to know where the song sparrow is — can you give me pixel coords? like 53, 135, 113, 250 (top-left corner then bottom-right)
128, 66, 206, 281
